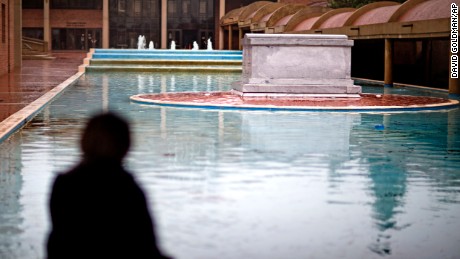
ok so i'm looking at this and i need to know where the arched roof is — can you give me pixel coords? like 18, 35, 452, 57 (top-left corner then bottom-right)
265, 4, 308, 27
352, 5, 400, 26
397, 0, 453, 22
284, 7, 331, 31
275, 14, 296, 26
311, 8, 355, 30
220, 7, 245, 26
238, 1, 275, 23
261, 13, 273, 23
344, 1, 400, 26
318, 11, 354, 29
293, 16, 321, 31
241, 2, 286, 27
222, 0, 455, 40
220, 1, 275, 26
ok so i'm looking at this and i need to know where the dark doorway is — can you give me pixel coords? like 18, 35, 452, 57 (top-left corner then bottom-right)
183, 30, 196, 49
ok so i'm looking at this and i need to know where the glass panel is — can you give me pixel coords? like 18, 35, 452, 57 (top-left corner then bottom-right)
182, 0, 190, 15
22, 28, 44, 40
199, 0, 206, 15
23, 0, 44, 9
109, 0, 161, 48
167, 0, 214, 49
51, 0, 102, 9
168, 0, 177, 16
134, 0, 141, 17
118, 0, 126, 12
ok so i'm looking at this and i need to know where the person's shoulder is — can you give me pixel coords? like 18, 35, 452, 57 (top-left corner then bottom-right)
52, 163, 87, 184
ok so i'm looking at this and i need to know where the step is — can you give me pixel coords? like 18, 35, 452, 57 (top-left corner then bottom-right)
91, 53, 242, 60
94, 49, 242, 55
89, 59, 242, 66
85, 65, 242, 73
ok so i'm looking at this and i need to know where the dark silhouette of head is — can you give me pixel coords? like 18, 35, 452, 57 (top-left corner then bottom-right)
81, 112, 130, 162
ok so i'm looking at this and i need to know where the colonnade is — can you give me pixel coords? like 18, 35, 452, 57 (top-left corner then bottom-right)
384, 38, 460, 97
42, 0, 227, 50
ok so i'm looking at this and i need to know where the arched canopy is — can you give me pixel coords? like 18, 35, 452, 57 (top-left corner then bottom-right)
222, 0, 456, 40
344, 1, 400, 26
284, 7, 331, 32
251, 4, 308, 31
397, 0, 452, 22
241, 2, 286, 27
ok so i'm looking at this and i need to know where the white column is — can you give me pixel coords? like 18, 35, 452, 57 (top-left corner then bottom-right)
161, 0, 167, 49
14, 0, 22, 68
44, 0, 50, 51
218, 0, 225, 50
102, 0, 109, 48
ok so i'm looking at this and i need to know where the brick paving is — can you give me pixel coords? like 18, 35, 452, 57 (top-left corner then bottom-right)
0, 52, 85, 122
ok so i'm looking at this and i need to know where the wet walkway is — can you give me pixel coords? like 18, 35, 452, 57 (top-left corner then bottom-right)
0, 52, 86, 122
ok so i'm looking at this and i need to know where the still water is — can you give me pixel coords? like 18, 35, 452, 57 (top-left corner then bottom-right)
0, 72, 459, 259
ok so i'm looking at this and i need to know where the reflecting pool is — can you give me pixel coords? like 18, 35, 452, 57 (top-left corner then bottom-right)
0, 71, 459, 259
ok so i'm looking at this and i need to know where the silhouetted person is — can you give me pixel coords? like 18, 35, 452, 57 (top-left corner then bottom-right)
47, 112, 171, 259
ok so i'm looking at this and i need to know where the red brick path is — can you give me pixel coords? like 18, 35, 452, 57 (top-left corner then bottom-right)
0, 52, 85, 122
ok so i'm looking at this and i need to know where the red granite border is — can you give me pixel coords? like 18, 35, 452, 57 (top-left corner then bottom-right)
130, 91, 459, 111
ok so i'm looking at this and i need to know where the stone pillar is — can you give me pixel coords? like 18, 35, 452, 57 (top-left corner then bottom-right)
161, 0, 167, 49
384, 38, 393, 87
102, 0, 109, 48
228, 25, 232, 50
44, 0, 50, 51
14, 0, 22, 68
238, 29, 243, 50
233, 34, 361, 97
218, 0, 225, 50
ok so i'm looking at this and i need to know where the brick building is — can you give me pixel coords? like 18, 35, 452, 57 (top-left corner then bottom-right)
1, 0, 299, 76
22, 0, 271, 51
0, 0, 21, 77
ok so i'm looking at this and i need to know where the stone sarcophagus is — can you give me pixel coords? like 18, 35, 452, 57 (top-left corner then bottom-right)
232, 34, 361, 97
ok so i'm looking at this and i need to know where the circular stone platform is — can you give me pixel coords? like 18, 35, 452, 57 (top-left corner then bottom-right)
130, 91, 459, 112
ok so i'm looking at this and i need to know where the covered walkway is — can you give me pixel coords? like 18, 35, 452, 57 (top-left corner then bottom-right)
221, 0, 459, 96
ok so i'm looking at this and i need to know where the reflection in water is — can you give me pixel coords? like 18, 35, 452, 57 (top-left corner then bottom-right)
0, 71, 459, 259
240, 112, 359, 160
170, 75, 176, 91
102, 75, 109, 112
0, 135, 23, 257
352, 111, 460, 256
368, 158, 407, 255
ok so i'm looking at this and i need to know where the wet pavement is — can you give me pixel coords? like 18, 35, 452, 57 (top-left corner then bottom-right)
0, 52, 86, 122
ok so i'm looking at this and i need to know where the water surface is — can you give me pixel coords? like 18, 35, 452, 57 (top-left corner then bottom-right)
0, 71, 459, 259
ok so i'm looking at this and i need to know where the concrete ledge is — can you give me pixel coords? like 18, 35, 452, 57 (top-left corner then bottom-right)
243, 34, 354, 47
233, 81, 361, 94
231, 90, 361, 98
